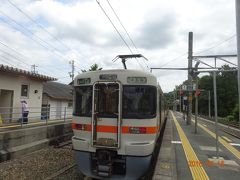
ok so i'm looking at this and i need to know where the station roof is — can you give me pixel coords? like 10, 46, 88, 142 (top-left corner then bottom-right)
0, 64, 57, 81
43, 82, 72, 101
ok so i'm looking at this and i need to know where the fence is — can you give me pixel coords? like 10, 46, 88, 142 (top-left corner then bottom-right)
0, 105, 73, 126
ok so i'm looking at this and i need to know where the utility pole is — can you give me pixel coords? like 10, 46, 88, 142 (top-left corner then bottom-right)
208, 91, 211, 118
187, 32, 193, 125
195, 79, 198, 133
213, 71, 219, 158
235, 0, 240, 127
194, 61, 200, 134
180, 88, 182, 113
69, 60, 75, 82
173, 89, 176, 111
31, 64, 38, 74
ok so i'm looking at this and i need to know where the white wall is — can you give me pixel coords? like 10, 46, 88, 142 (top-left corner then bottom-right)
0, 73, 43, 122
42, 95, 72, 120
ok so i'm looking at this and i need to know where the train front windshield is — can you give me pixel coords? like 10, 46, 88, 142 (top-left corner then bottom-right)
122, 86, 156, 119
74, 85, 156, 119
74, 86, 92, 117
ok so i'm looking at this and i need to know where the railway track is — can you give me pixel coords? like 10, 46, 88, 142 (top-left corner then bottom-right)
222, 129, 240, 139
45, 141, 85, 180
194, 115, 240, 138
45, 163, 77, 180
198, 115, 239, 129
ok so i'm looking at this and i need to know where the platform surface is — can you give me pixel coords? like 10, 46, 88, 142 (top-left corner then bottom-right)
153, 111, 240, 180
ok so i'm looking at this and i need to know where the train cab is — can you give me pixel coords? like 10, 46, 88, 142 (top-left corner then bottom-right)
72, 69, 165, 179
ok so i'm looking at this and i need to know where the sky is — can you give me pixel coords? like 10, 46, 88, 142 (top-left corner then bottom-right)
0, 0, 238, 92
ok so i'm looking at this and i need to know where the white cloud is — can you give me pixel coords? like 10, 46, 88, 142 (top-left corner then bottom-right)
0, 0, 237, 92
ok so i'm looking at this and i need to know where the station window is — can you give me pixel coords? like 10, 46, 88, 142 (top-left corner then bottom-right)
21, 84, 29, 97
68, 102, 73, 108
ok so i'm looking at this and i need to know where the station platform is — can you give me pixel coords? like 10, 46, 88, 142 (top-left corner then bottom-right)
0, 119, 71, 132
0, 120, 72, 162
153, 111, 240, 180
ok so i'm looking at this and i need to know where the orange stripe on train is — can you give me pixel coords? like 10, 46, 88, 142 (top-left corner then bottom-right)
72, 123, 159, 134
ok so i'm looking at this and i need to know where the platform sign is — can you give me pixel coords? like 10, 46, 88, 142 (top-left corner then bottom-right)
192, 84, 196, 91
182, 85, 187, 91
182, 84, 196, 91
187, 84, 196, 91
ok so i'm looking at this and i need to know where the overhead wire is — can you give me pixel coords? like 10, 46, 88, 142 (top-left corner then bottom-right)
0, 51, 72, 82
6, 0, 87, 62
0, 3, 82, 81
0, 10, 63, 51
0, 48, 51, 75
0, 40, 68, 76
6, 0, 73, 52
158, 52, 188, 68
0, 10, 83, 74
0, 55, 18, 67
96, 0, 145, 70
194, 34, 236, 55
106, 0, 137, 51
105, 0, 148, 70
96, 0, 133, 53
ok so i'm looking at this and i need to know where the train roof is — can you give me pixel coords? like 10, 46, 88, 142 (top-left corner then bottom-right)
76, 69, 154, 77
74, 69, 158, 86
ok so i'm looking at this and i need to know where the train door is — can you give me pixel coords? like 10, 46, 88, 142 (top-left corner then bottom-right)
92, 82, 121, 148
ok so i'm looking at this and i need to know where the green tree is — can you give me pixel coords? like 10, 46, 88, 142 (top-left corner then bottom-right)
177, 64, 238, 121
232, 104, 239, 122
198, 75, 213, 116
197, 64, 237, 118
81, 64, 102, 72
217, 65, 237, 117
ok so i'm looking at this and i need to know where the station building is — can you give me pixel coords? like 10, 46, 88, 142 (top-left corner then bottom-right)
0, 64, 56, 122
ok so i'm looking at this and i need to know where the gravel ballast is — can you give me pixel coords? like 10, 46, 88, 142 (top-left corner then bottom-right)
0, 146, 82, 180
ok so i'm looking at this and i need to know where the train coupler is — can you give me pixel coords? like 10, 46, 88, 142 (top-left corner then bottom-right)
96, 150, 113, 177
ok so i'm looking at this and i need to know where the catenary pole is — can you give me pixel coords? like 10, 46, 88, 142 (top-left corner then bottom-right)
235, 0, 240, 127
195, 78, 198, 133
187, 32, 193, 125
208, 91, 211, 118
213, 71, 219, 158
180, 90, 182, 113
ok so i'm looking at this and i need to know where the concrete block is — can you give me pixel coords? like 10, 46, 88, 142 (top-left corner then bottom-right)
0, 122, 73, 162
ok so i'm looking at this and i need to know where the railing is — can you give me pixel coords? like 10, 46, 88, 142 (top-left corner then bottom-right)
0, 106, 73, 127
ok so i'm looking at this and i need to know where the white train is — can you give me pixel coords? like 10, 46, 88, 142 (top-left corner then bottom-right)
72, 69, 166, 179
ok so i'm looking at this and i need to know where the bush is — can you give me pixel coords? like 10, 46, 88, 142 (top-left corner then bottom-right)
226, 115, 234, 121
232, 104, 239, 122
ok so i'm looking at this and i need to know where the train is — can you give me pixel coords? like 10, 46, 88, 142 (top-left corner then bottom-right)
72, 69, 166, 179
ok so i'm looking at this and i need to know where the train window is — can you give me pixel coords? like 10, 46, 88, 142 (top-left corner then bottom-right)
73, 86, 92, 117
122, 86, 156, 119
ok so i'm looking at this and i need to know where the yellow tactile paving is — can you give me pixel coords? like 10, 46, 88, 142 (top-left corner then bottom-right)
171, 111, 209, 180
222, 136, 232, 143
196, 121, 240, 160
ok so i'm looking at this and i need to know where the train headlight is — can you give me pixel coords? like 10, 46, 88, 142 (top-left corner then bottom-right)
72, 123, 91, 131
